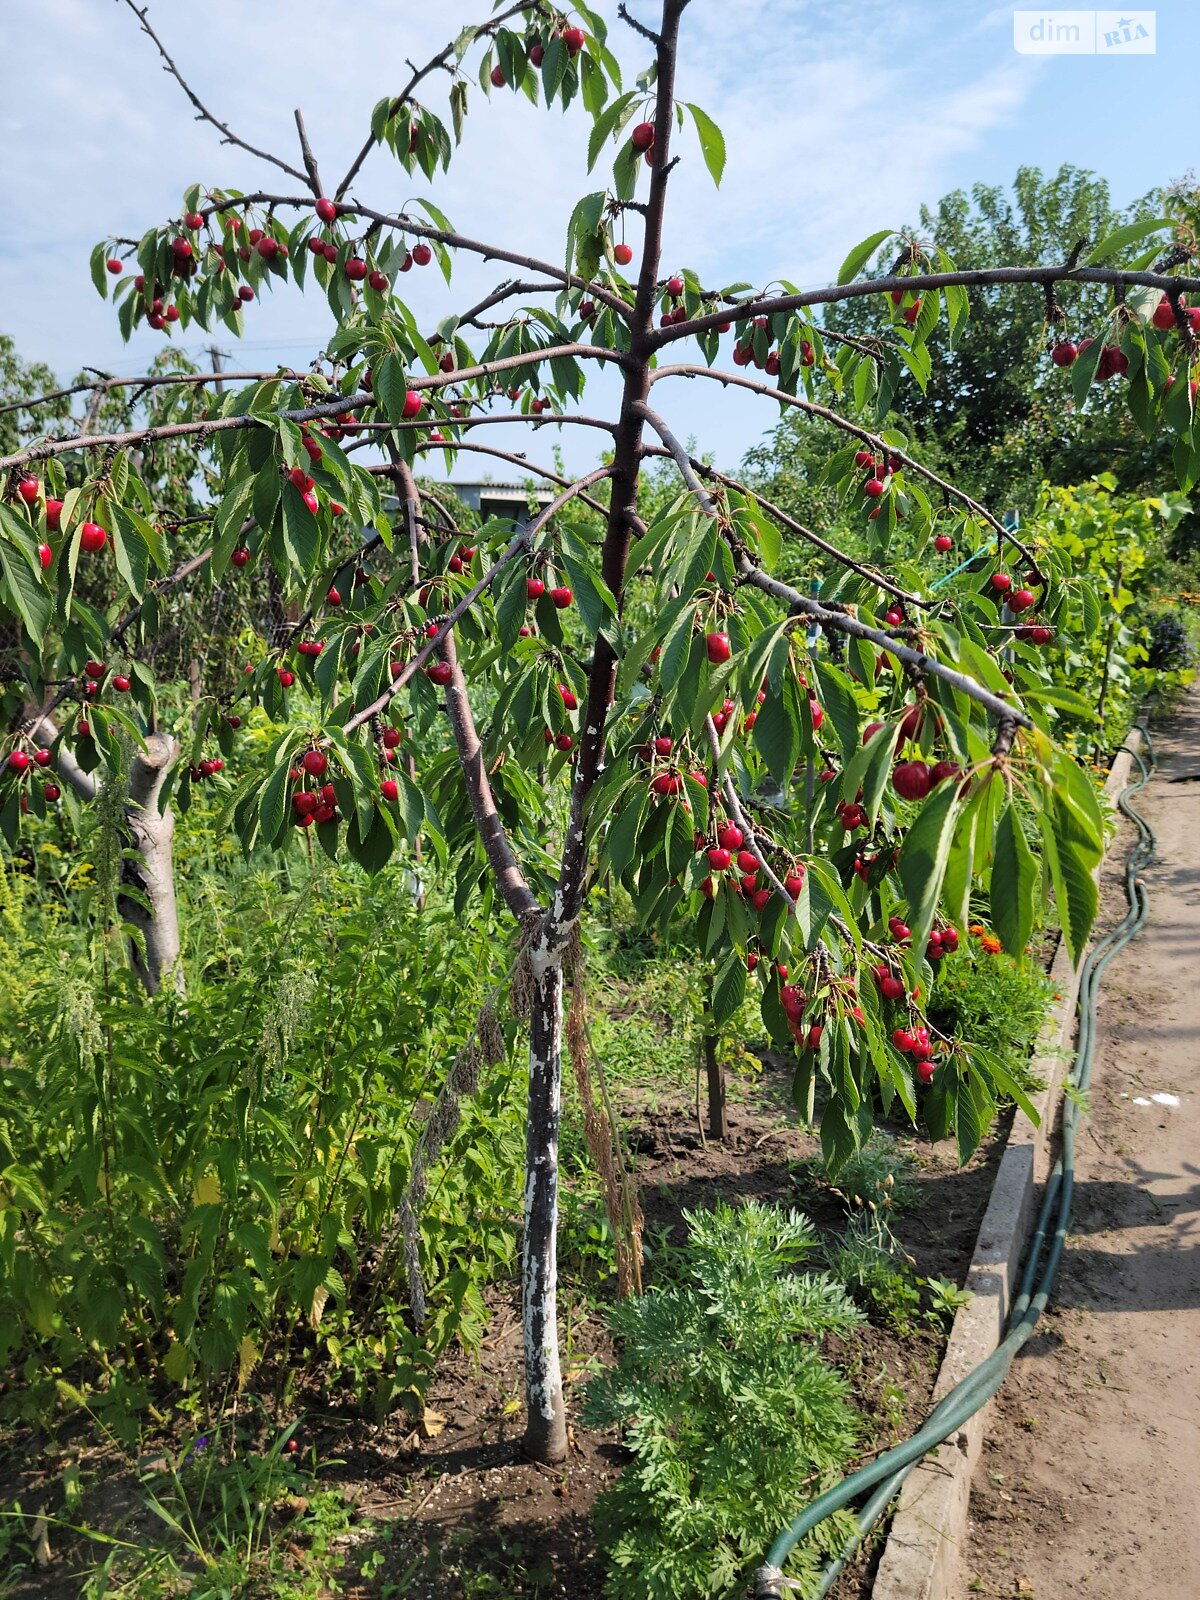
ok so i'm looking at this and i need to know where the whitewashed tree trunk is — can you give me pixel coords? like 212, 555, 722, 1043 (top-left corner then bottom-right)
32, 718, 184, 996
121, 733, 185, 996
522, 954, 568, 1464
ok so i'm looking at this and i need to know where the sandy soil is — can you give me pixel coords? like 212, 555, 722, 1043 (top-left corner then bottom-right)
954, 695, 1200, 1600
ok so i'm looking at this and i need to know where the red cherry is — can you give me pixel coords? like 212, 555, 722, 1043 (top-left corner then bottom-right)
37, 543, 53, 570
892, 760, 931, 802
43, 783, 61, 802
990, 572, 1012, 593
916, 1059, 936, 1085
257, 235, 279, 261
426, 660, 454, 686
751, 887, 771, 912
716, 823, 743, 851
736, 850, 758, 874
563, 25, 585, 55
785, 869, 805, 898
555, 733, 574, 752
809, 699, 824, 731
302, 750, 328, 778
344, 257, 368, 282
934, 534, 953, 553
411, 243, 433, 267
707, 847, 732, 871
34, 748, 52, 767
613, 243, 634, 267
929, 760, 961, 788
1051, 340, 1078, 367
490, 63, 506, 86
77, 720, 91, 739
106, 257, 123, 275
7, 750, 30, 773
171, 236, 192, 259
112, 675, 131, 692
17, 477, 39, 505
231, 547, 250, 568
402, 392, 423, 420
1009, 588, 1035, 614
368, 270, 389, 292
526, 577, 545, 601
864, 478, 885, 499
238, 285, 255, 302
79, 522, 107, 553
529, 42, 545, 65
302, 490, 318, 515
315, 197, 338, 223
705, 631, 731, 664
893, 1028, 914, 1053
902, 299, 922, 324
551, 586, 573, 609
277, 668, 295, 687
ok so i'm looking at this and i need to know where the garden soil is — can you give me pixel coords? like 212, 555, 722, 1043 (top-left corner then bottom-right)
954, 692, 1200, 1600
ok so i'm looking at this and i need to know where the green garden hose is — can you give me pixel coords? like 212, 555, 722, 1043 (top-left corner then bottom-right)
753, 729, 1157, 1600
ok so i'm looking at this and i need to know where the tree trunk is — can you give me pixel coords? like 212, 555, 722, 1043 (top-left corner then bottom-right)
521, 955, 568, 1464
120, 733, 185, 996
31, 717, 184, 996
703, 1029, 728, 1141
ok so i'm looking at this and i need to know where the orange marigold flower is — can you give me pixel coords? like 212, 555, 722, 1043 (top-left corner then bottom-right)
968, 923, 987, 936
980, 934, 1002, 954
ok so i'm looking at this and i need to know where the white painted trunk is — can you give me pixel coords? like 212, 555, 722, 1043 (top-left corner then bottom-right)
521, 957, 568, 1464
121, 733, 185, 996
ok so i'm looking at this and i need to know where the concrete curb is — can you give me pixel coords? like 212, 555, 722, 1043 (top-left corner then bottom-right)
870, 728, 1147, 1600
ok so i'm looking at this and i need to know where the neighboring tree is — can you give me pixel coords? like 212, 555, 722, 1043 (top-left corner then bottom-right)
3, 0, 1200, 1465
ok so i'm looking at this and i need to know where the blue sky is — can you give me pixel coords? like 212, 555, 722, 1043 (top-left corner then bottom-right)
0, 1, 1193, 482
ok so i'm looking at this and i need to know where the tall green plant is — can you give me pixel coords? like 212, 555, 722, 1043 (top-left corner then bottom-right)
584, 1202, 862, 1600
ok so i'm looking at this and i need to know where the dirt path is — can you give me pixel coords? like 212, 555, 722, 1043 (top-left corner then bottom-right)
955, 694, 1200, 1600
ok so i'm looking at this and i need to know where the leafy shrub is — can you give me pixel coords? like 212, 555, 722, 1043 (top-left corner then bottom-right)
583, 1201, 863, 1600
1145, 606, 1195, 672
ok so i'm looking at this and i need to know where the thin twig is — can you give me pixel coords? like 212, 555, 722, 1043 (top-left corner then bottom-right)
119, 0, 309, 184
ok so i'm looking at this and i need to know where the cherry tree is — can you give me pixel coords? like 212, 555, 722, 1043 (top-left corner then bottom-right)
3, 0, 1199, 1463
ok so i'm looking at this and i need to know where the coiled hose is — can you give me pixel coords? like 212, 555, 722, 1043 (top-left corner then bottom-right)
754, 730, 1157, 1599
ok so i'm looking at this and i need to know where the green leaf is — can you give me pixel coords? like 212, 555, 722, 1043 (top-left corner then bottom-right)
1083, 218, 1172, 266
753, 676, 801, 788
683, 102, 726, 187
897, 780, 962, 967
992, 804, 1038, 958
90, 241, 110, 298
712, 949, 746, 1027
837, 229, 893, 285
1039, 809, 1098, 967
280, 484, 319, 574
374, 352, 409, 424
0, 531, 52, 641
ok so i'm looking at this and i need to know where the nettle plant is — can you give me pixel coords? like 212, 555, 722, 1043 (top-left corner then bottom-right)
2, 0, 1200, 1461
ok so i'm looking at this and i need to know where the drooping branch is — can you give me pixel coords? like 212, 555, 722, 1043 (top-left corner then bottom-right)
647, 362, 1036, 561
119, 0, 310, 185
639, 446, 929, 607
636, 399, 1031, 728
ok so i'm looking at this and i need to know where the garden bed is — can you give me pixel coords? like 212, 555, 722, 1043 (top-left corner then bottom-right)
0, 1068, 1010, 1600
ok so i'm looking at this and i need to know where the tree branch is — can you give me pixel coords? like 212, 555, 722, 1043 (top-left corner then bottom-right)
340, 467, 615, 735
333, 0, 540, 199
119, 0, 309, 184
639, 446, 929, 607
635, 399, 1030, 727
0, 344, 626, 472
647, 362, 1036, 560
292, 109, 324, 199
647, 263, 1200, 349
